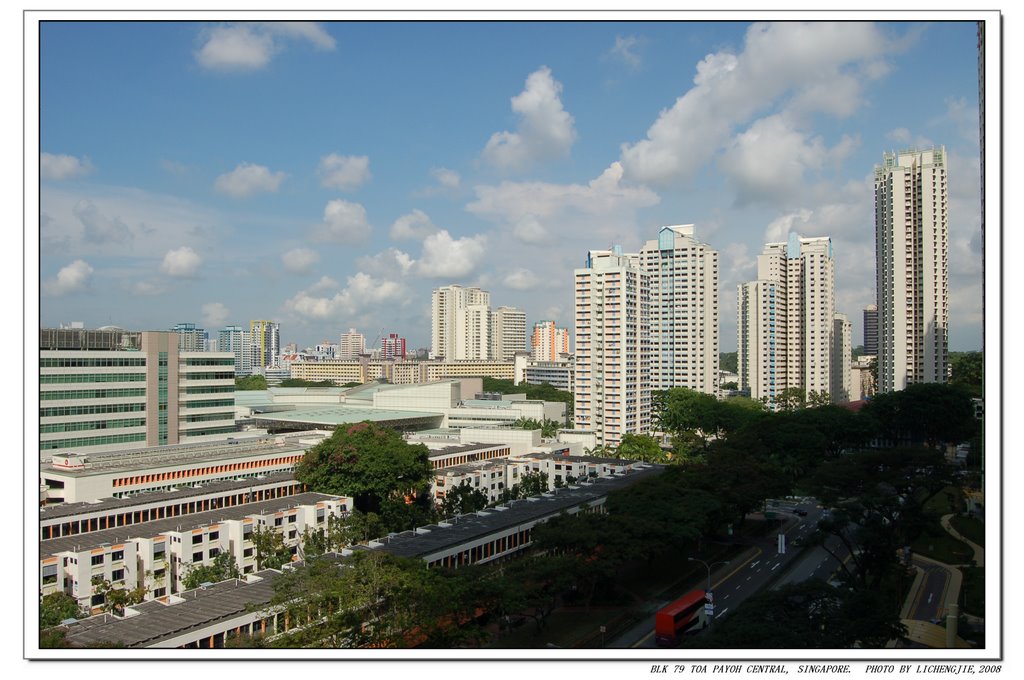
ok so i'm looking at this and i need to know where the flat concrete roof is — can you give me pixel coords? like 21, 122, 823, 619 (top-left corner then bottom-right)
40, 433, 319, 478
253, 406, 443, 427
40, 472, 299, 522
40, 492, 341, 558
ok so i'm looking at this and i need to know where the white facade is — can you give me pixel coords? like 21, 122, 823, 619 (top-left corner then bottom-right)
831, 313, 852, 403
338, 328, 365, 360
738, 233, 839, 406
491, 306, 527, 362
40, 332, 235, 458
431, 285, 492, 361
219, 326, 252, 376
574, 248, 651, 448
638, 225, 719, 394
874, 147, 949, 392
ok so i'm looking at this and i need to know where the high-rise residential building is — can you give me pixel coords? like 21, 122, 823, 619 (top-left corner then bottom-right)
338, 328, 366, 360
249, 320, 280, 370
874, 147, 949, 392
574, 247, 650, 449
737, 233, 837, 406
171, 323, 206, 352
431, 285, 491, 361
218, 325, 252, 376
531, 320, 570, 361
490, 306, 527, 362
40, 328, 236, 457
863, 304, 879, 357
381, 333, 407, 360
831, 313, 852, 403
638, 225, 719, 395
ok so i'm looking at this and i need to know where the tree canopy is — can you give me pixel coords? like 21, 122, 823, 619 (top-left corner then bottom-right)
235, 374, 268, 391
295, 422, 433, 523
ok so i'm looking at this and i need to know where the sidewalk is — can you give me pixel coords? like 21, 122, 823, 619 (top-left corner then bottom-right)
940, 513, 984, 567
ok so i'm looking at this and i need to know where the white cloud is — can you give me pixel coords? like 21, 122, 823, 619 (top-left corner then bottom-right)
609, 35, 642, 68
431, 167, 461, 189
73, 199, 133, 243
196, 22, 335, 72
483, 66, 577, 171
309, 276, 340, 294
468, 162, 659, 226
160, 246, 202, 278
130, 280, 166, 296
503, 267, 542, 290
620, 22, 895, 186
317, 154, 371, 191
389, 209, 439, 241
358, 248, 415, 277
282, 248, 320, 274
886, 128, 912, 144
763, 209, 814, 245
41, 153, 93, 180
415, 230, 487, 279
214, 163, 286, 198
287, 272, 406, 321
202, 302, 230, 328
44, 260, 93, 296
511, 216, 552, 245
314, 199, 372, 243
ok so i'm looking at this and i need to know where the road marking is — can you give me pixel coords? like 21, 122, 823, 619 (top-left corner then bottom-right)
749, 561, 760, 569
719, 608, 729, 616
723, 594, 730, 599
771, 563, 781, 571
927, 593, 933, 604
746, 576, 752, 581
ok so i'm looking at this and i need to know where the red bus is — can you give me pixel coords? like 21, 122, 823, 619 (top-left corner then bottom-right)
654, 589, 708, 646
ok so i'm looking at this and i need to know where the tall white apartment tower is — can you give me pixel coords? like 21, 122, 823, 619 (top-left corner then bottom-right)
431, 285, 491, 361
338, 328, 366, 360
831, 313, 852, 403
638, 225, 719, 394
874, 147, 949, 392
737, 233, 836, 406
490, 306, 527, 362
573, 247, 650, 449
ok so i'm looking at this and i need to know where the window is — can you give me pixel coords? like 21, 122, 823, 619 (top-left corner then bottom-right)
91, 554, 104, 566
209, 531, 219, 541
192, 534, 203, 544
192, 552, 203, 562
111, 569, 125, 582
111, 550, 124, 562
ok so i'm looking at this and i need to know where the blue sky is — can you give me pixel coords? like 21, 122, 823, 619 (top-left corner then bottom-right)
38, 19, 985, 352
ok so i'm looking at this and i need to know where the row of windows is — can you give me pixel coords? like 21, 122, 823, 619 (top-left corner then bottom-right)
111, 455, 303, 488
41, 388, 146, 401
40, 418, 147, 434
182, 358, 235, 366
184, 385, 234, 395
40, 357, 146, 368
183, 399, 235, 409
41, 403, 146, 418
182, 372, 234, 381
40, 373, 146, 384
184, 426, 239, 437
184, 412, 235, 423
41, 432, 147, 450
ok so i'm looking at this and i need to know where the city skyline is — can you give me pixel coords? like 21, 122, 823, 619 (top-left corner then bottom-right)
38, 20, 984, 352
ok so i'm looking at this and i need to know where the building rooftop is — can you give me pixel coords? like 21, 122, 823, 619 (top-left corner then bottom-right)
40, 492, 342, 558
40, 433, 319, 478
252, 406, 444, 428
40, 472, 299, 521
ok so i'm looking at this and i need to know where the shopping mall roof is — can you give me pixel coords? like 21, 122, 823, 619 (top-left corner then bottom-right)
251, 406, 444, 431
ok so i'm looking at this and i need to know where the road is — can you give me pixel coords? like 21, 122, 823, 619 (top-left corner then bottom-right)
613, 498, 835, 649
908, 559, 951, 622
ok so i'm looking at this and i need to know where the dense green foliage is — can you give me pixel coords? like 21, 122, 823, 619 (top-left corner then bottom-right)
295, 422, 434, 530
440, 482, 489, 516
279, 378, 337, 388
39, 592, 85, 628
949, 351, 983, 398
513, 417, 561, 438
235, 374, 268, 390
615, 432, 666, 462
182, 552, 241, 590
719, 351, 738, 373
862, 383, 977, 447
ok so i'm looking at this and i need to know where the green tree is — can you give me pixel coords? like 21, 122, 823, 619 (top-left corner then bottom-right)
863, 383, 976, 448
719, 351, 738, 373
513, 417, 560, 438
279, 378, 337, 388
773, 386, 806, 411
91, 578, 146, 616
439, 481, 489, 516
182, 552, 241, 590
616, 432, 666, 462
40, 592, 84, 628
235, 374, 268, 390
950, 351, 983, 398
252, 526, 293, 570
295, 422, 433, 520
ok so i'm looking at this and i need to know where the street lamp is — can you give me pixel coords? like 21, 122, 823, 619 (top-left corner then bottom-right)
688, 557, 729, 626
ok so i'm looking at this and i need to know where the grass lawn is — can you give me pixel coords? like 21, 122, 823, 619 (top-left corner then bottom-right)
960, 566, 985, 617
912, 529, 974, 565
923, 486, 964, 516
950, 515, 985, 547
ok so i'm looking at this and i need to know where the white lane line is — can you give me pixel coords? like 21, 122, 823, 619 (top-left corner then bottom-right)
746, 576, 752, 581
771, 563, 781, 571
719, 608, 729, 616
749, 561, 760, 569
723, 594, 730, 599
